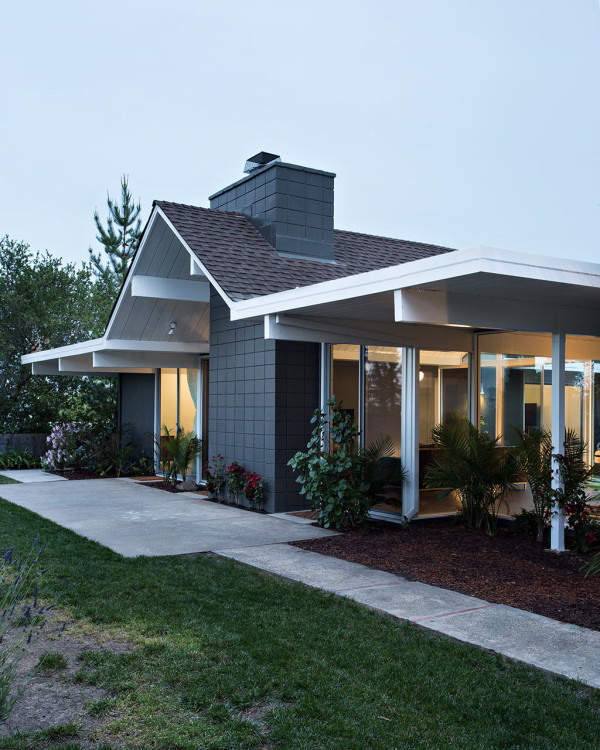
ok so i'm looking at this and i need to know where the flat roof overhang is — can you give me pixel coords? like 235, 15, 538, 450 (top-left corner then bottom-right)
22, 338, 209, 376
230, 245, 600, 341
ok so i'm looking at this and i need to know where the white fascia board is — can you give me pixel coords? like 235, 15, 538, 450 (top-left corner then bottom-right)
230, 246, 600, 321
266, 314, 474, 351
22, 338, 207, 367
395, 288, 600, 337
154, 205, 233, 308
22, 338, 106, 364
131, 275, 211, 303
93, 349, 207, 369
104, 208, 161, 339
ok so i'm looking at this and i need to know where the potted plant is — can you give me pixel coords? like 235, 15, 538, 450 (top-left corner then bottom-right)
226, 461, 245, 504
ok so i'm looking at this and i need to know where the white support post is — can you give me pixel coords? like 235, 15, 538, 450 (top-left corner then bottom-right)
551, 332, 566, 552
401, 347, 420, 519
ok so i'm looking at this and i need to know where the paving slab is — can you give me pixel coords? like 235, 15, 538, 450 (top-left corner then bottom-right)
421, 603, 600, 688
0, 479, 336, 557
219, 543, 402, 591
0, 469, 67, 483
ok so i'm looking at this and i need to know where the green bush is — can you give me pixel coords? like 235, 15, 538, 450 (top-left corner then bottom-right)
289, 398, 405, 530
0, 447, 40, 470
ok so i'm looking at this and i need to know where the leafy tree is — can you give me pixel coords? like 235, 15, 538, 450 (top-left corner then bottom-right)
88, 175, 142, 289
0, 236, 116, 433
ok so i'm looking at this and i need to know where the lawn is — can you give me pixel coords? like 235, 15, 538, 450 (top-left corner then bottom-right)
0, 498, 598, 749
0, 477, 19, 485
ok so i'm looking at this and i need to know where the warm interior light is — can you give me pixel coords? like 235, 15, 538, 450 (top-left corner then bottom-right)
419, 370, 425, 381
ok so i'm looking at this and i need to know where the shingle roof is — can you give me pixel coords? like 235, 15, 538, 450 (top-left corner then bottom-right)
156, 201, 455, 302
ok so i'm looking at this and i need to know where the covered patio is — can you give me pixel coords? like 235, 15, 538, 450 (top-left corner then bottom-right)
231, 245, 600, 551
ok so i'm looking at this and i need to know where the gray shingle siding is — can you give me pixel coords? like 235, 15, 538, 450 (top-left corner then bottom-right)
208, 289, 319, 512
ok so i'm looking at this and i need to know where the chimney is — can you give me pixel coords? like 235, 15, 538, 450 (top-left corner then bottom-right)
209, 152, 336, 261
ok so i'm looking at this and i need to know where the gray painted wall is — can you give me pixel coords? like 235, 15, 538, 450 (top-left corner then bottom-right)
119, 373, 155, 457
209, 162, 335, 261
208, 289, 319, 512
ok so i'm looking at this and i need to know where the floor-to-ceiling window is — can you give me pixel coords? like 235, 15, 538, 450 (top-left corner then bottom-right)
478, 333, 600, 466
329, 344, 470, 517
159, 365, 201, 478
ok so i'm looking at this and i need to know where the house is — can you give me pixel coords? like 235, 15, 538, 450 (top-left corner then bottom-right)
23, 152, 600, 551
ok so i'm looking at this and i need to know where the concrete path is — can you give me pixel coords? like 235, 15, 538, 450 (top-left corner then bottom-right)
0, 478, 335, 556
219, 542, 600, 689
0, 469, 67, 483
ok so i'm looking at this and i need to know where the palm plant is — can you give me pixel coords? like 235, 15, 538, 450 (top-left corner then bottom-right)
159, 426, 201, 485
425, 413, 520, 535
514, 428, 553, 543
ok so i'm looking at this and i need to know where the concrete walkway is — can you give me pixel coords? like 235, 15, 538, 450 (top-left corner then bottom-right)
0, 477, 598, 688
0, 469, 67, 483
0, 478, 335, 556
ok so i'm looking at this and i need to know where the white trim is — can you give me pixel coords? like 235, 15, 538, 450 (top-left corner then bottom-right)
104, 208, 162, 339
93, 349, 207, 370
395, 288, 600, 336
265, 313, 474, 351
23, 338, 208, 366
551, 332, 566, 552
401, 346, 420, 519
154, 206, 233, 308
229, 245, 600, 322
131, 275, 210, 303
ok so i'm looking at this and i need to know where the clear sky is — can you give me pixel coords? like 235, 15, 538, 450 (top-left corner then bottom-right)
1, 0, 599, 266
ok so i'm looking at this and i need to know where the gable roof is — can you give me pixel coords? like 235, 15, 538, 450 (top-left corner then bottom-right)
155, 201, 455, 302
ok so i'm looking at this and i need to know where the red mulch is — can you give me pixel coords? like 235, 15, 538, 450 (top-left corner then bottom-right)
291, 518, 600, 632
137, 481, 191, 493
50, 470, 119, 480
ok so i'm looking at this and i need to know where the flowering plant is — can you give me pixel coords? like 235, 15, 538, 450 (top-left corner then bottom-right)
552, 437, 599, 553
243, 471, 267, 509
204, 454, 226, 498
226, 461, 245, 503
41, 423, 87, 471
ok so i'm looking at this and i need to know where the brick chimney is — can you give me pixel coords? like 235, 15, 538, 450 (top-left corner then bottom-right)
209, 152, 335, 261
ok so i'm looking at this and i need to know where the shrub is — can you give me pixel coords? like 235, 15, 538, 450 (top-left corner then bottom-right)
243, 471, 267, 509
204, 454, 226, 498
226, 461, 245, 504
159, 426, 201, 484
289, 398, 404, 530
425, 413, 520, 536
41, 423, 87, 471
0, 448, 40, 470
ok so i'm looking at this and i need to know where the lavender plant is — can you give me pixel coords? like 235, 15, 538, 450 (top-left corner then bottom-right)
0, 537, 58, 722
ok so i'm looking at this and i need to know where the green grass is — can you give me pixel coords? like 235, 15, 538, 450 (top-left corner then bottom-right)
38, 652, 69, 672
0, 476, 19, 485
0, 498, 598, 748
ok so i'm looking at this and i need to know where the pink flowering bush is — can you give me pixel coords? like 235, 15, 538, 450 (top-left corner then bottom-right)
41, 423, 87, 471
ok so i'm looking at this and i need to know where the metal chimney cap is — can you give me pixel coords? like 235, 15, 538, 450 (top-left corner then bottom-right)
244, 151, 281, 174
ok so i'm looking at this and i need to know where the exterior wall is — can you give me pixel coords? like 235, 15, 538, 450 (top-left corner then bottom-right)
209, 162, 335, 261
208, 289, 319, 512
119, 373, 156, 457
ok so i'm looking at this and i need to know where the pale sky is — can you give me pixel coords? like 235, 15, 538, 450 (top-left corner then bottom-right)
1, 1, 599, 266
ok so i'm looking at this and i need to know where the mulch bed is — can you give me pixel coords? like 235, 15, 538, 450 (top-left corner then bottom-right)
137, 480, 197, 494
50, 469, 119, 480
291, 518, 600, 632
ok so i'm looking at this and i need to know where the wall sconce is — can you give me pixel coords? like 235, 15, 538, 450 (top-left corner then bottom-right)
168, 321, 177, 336
419, 370, 425, 381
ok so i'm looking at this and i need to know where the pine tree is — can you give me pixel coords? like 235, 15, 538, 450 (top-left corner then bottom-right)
89, 175, 142, 287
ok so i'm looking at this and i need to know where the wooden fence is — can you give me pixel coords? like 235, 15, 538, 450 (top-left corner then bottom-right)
0, 434, 49, 458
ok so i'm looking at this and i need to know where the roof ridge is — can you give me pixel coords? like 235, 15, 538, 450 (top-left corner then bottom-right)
154, 200, 245, 218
